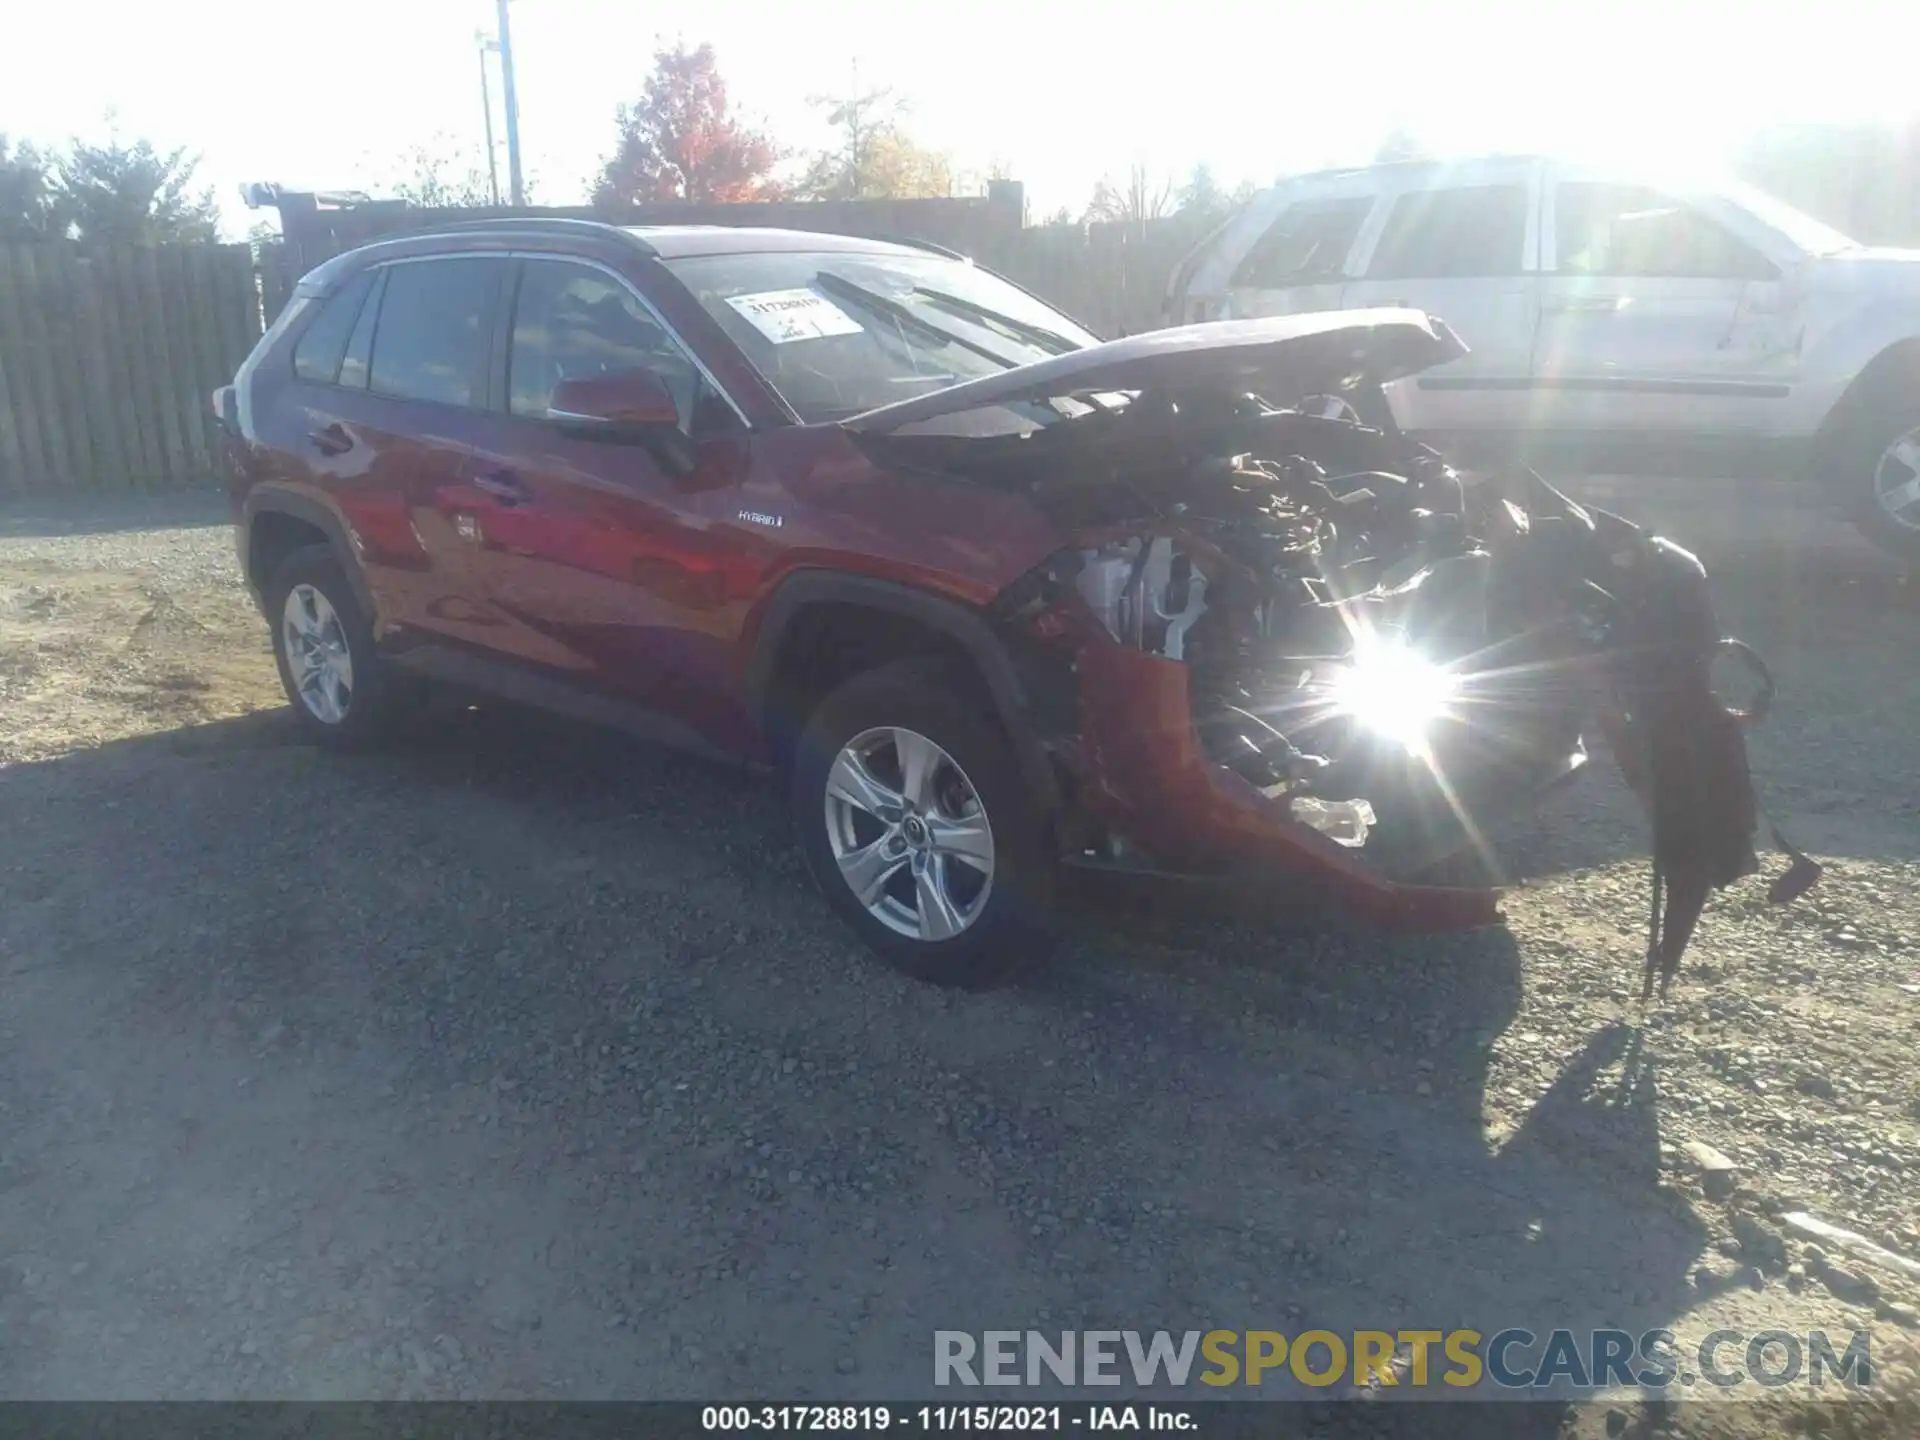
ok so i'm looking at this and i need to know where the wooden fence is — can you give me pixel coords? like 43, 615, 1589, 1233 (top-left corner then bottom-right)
0, 241, 262, 496
0, 213, 1213, 497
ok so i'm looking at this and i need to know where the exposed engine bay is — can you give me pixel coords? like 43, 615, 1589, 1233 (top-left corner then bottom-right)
851, 312, 1821, 991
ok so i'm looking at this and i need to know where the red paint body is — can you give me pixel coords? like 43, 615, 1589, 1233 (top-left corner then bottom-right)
223, 226, 1503, 931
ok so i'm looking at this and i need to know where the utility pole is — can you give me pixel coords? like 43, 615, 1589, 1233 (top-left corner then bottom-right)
496, 0, 525, 206
476, 33, 502, 207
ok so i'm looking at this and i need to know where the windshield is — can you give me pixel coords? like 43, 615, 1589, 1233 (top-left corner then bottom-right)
1718, 179, 1859, 256
662, 250, 1101, 423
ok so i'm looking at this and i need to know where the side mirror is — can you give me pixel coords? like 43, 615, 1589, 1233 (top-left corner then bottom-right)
548, 369, 681, 433
547, 369, 695, 475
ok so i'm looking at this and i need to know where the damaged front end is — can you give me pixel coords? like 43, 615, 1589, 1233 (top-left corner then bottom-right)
848, 311, 1819, 987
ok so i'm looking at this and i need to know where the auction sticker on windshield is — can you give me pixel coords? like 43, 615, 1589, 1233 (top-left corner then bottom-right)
725, 288, 865, 344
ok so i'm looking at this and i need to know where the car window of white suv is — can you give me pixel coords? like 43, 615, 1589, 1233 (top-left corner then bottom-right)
1555, 183, 1778, 281
1229, 197, 1374, 289
1366, 186, 1528, 280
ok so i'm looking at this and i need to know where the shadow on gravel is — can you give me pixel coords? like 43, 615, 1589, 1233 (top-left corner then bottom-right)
0, 701, 1705, 1424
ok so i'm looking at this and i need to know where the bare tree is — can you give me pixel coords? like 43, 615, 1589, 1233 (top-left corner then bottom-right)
1085, 163, 1173, 225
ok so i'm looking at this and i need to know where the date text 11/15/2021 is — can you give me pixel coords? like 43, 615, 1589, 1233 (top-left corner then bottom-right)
702, 1405, 1191, 1431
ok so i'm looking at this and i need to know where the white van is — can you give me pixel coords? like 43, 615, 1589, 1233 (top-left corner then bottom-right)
1165, 155, 1920, 557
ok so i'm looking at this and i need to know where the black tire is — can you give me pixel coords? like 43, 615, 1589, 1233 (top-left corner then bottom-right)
263, 543, 400, 748
1841, 397, 1920, 562
790, 659, 1053, 987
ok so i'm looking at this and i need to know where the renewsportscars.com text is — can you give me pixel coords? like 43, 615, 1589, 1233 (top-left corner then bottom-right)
933, 1329, 1875, 1393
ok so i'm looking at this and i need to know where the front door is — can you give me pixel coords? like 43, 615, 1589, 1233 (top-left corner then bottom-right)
1336, 167, 1543, 437
1530, 178, 1793, 438
454, 256, 753, 748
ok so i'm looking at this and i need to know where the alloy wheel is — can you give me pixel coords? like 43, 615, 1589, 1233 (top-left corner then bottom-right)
1872, 426, 1920, 532
282, 583, 355, 725
822, 726, 995, 941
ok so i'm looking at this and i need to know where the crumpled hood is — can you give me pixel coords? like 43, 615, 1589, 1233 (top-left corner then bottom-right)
843, 308, 1468, 434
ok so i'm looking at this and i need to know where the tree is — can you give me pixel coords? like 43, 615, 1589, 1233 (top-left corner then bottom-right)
796, 81, 951, 200
1084, 163, 1173, 225
378, 136, 502, 208
51, 134, 219, 243
1176, 162, 1228, 219
0, 134, 56, 240
593, 42, 782, 206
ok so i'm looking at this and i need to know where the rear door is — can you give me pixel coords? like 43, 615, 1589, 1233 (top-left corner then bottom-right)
1219, 188, 1378, 322
351, 254, 516, 653
1336, 165, 1542, 435
1530, 176, 1789, 436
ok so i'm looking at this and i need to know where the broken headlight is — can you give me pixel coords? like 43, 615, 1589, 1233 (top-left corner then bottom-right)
1326, 630, 1460, 759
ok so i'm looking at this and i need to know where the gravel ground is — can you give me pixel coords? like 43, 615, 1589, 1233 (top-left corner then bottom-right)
0, 489, 1916, 1436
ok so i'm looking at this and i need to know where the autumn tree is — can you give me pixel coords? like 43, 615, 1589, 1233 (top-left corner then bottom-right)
0, 135, 57, 240
594, 42, 782, 205
797, 82, 951, 200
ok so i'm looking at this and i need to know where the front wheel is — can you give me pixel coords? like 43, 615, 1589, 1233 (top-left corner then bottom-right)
1847, 403, 1920, 561
790, 660, 1053, 988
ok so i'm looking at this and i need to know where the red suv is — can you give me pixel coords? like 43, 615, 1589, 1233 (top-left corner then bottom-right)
218, 219, 1791, 991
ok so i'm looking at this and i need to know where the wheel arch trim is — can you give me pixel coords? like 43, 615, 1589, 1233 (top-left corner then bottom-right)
744, 569, 1060, 814
241, 487, 377, 620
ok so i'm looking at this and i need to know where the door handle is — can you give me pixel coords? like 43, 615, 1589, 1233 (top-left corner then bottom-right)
473, 469, 531, 506
307, 423, 353, 457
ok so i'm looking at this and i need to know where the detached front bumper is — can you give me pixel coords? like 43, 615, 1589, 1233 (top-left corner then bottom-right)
1070, 643, 1514, 931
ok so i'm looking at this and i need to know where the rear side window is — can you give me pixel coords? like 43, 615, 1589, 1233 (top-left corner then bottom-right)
367, 258, 504, 408
508, 259, 733, 433
291, 269, 375, 384
1366, 185, 1528, 279
1554, 183, 1778, 281
337, 270, 386, 390
1229, 198, 1372, 289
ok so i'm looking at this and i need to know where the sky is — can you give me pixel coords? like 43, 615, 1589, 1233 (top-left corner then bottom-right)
5, 0, 1918, 238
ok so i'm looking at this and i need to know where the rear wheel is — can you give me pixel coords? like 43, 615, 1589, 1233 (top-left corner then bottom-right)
264, 544, 401, 747
790, 660, 1052, 987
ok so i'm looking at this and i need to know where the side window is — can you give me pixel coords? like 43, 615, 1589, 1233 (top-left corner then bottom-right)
291, 269, 375, 384
366, 258, 504, 408
337, 269, 386, 390
1366, 185, 1529, 279
1554, 183, 1778, 281
1229, 198, 1373, 290
509, 259, 734, 433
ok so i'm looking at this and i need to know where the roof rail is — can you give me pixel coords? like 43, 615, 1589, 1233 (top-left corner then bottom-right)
873, 234, 969, 261
407, 216, 659, 255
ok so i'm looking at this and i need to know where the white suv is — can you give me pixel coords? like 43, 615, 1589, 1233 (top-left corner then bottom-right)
1165, 155, 1920, 558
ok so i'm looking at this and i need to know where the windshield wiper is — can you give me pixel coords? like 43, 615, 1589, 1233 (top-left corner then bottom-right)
811, 271, 1017, 370
910, 286, 1084, 356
